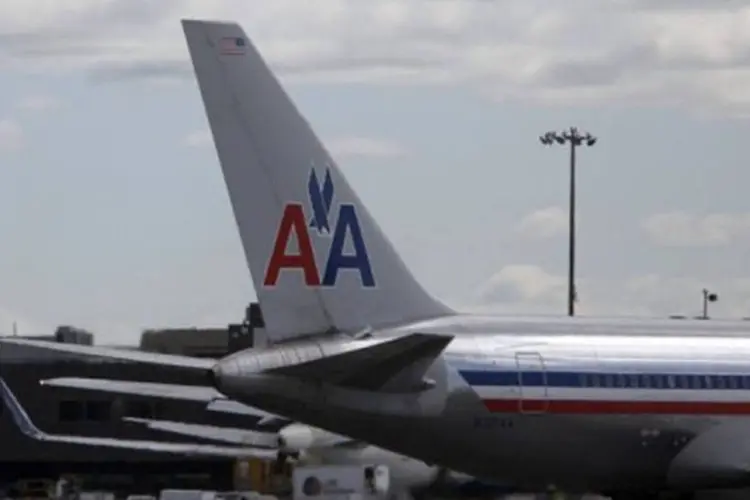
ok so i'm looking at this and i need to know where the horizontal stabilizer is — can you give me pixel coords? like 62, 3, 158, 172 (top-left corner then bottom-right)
268, 333, 454, 391
124, 417, 278, 448
0, 378, 275, 460
1, 338, 214, 372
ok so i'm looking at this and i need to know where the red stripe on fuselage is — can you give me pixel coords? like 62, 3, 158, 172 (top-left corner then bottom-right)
483, 399, 750, 415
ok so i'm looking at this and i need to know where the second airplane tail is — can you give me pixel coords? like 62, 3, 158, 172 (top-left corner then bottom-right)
181, 20, 454, 342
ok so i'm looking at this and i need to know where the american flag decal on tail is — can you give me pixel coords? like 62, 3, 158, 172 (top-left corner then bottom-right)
220, 37, 246, 55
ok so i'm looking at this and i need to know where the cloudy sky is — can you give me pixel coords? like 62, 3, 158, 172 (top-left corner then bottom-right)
1, 0, 749, 342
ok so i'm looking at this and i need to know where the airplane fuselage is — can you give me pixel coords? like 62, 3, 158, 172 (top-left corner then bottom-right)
213, 314, 750, 495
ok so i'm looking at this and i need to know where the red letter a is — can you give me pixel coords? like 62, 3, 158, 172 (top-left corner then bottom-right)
263, 204, 320, 286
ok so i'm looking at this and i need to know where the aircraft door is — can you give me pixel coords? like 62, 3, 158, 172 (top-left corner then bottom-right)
514, 351, 548, 414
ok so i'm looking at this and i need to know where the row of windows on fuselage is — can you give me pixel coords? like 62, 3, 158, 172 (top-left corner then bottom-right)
575, 372, 750, 390
58, 399, 162, 422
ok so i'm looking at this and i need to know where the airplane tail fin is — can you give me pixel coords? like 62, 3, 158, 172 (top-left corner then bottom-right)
181, 20, 453, 343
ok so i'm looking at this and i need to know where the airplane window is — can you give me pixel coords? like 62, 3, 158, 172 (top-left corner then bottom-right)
125, 401, 154, 419
59, 401, 84, 422
667, 375, 676, 389
85, 400, 112, 422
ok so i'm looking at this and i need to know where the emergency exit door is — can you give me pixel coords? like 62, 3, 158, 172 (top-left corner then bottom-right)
515, 351, 548, 414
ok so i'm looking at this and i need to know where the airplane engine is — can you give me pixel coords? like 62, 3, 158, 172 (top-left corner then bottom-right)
310, 443, 511, 500
277, 423, 345, 452
314, 445, 441, 498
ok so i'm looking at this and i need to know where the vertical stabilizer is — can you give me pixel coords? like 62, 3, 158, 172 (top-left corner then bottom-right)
181, 20, 453, 342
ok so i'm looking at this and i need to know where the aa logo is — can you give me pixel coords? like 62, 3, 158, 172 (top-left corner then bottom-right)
263, 166, 375, 288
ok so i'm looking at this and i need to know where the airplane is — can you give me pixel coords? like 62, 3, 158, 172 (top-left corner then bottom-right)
0, 378, 505, 500
6, 17, 750, 500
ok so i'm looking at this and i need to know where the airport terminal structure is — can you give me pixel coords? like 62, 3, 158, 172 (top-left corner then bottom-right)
0, 305, 264, 495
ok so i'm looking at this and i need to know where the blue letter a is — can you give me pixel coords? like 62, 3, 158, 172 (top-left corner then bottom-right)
322, 204, 375, 288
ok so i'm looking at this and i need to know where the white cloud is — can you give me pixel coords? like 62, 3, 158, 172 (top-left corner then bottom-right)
470, 264, 750, 320
517, 206, 567, 240
476, 264, 567, 310
0, 119, 24, 151
183, 129, 212, 148
642, 211, 750, 247
469, 264, 606, 317
0, 1, 747, 114
17, 95, 59, 112
327, 136, 406, 159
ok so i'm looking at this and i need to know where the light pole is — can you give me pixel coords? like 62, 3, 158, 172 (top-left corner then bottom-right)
701, 288, 718, 320
540, 127, 597, 317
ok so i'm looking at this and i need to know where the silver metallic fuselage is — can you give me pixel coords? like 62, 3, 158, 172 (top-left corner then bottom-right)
213, 314, 750, 494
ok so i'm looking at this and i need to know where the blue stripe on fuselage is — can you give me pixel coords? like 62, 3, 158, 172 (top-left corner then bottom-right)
458, 370, 750, 390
